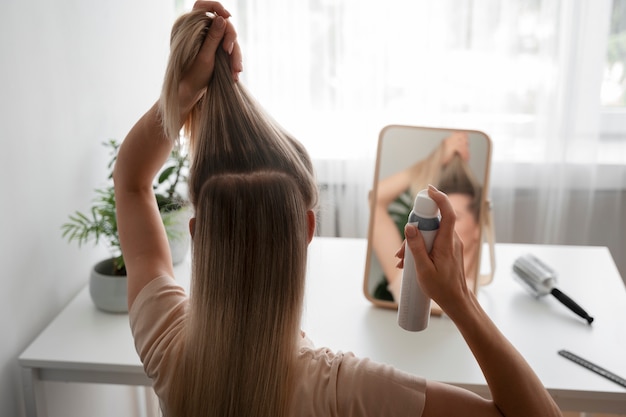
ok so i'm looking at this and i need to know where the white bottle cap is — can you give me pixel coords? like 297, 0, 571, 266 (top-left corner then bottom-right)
413, 189, 439, 218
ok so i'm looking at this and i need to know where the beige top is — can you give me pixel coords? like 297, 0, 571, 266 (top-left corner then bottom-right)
130, 276, 426, 416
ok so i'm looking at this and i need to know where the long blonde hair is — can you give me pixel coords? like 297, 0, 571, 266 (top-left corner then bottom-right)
407, 145, 481, 223
160, 11, 317, 210
160, 11, 318, 417
436, 154, 482, 223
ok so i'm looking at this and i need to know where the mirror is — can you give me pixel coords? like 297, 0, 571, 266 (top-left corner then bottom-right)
364, 125, 493, 310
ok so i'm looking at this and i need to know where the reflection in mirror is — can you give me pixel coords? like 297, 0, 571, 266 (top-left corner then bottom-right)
364, 125, 492, 310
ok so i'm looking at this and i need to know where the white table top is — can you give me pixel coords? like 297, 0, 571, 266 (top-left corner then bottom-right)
19, 238, 626, 412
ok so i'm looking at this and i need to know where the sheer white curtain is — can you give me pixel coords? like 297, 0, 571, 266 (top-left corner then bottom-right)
490, 1, 626, 280
181, 0, 626, 275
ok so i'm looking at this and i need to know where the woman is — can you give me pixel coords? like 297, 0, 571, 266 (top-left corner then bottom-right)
113, 2, 562, 416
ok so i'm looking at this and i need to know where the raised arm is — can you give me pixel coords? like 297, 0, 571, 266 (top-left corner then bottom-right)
113, 2, 242, 309
399, 185, 562, 417
370, 167, 413, 299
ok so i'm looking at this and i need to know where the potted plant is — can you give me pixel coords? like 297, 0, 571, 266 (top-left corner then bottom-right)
153, 142, 192, 265
62, 139, 191, 313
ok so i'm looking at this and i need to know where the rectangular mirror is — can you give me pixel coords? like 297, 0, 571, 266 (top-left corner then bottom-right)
364, 125, 493, 310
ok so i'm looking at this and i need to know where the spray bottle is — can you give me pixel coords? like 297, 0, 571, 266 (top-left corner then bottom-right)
398, 189, 440, 332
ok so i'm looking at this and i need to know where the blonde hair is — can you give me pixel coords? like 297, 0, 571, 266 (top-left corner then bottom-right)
160, 11, 317, 209
437, 154, 482, 223
408, 144, 482, 223
160, 11, 318, 417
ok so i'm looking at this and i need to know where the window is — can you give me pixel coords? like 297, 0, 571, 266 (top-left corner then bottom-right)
603, 0, 626, 107
178, 0, 626, 165
600, 0, 626, 167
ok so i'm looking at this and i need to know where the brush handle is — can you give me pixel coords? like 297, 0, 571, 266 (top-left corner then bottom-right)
550, 288, 594, 324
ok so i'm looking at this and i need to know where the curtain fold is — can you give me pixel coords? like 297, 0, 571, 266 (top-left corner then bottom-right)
492, 0, 625, 279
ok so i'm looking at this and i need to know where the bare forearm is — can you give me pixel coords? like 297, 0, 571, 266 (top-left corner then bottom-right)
404, 186, 561, 416
448, 294, 562, 417
113, 102, 174, 191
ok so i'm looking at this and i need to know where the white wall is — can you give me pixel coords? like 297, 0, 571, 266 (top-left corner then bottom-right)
0, 1, 174, 416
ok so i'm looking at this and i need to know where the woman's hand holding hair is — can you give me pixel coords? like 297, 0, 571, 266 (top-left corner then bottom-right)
178, 1, 243, 115
191, 1, 243, 78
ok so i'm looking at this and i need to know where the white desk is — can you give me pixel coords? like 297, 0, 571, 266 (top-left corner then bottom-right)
20, 238, 626, 416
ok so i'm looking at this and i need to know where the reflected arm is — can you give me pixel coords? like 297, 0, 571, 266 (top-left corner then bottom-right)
371, 168, 413, 299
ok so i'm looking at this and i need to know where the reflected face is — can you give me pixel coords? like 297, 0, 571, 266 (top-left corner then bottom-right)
448, 192, 481, 286
448, 193, 480, 249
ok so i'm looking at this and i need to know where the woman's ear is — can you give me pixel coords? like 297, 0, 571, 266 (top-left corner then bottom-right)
189, 217, 196, 238
306, 210, 316, 243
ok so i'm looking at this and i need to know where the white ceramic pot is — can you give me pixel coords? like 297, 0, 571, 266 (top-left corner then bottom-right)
162, 205, 192, 265
89, 258, 128, 313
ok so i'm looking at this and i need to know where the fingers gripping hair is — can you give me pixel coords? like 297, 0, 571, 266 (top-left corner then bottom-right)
160, 11, 215, 142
